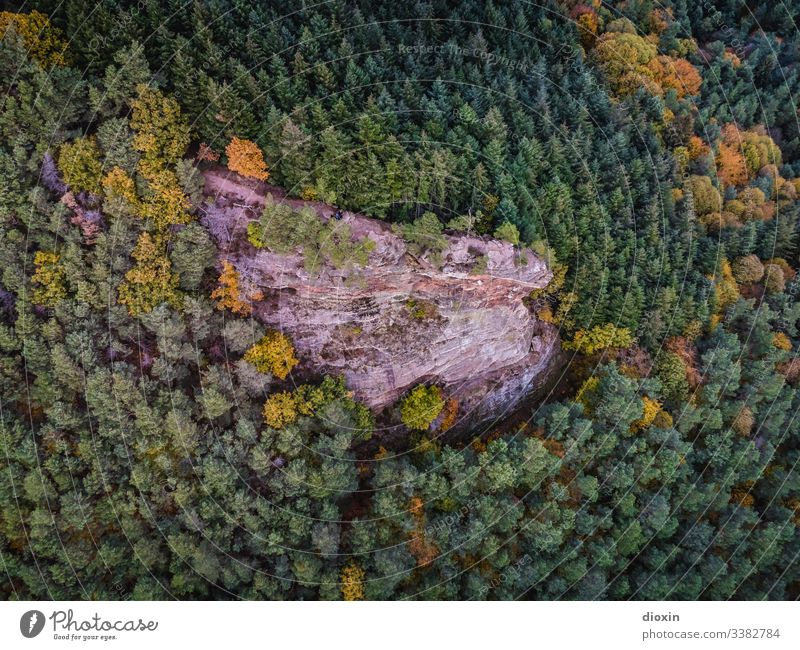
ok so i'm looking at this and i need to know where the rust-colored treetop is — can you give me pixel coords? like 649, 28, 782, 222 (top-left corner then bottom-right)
225, 136, 270, 181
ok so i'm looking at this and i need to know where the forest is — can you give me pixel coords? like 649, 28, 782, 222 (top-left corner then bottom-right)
1, 0, 799, 600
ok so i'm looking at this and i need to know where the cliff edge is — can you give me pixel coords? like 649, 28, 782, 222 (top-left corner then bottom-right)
200, 168, 561, 422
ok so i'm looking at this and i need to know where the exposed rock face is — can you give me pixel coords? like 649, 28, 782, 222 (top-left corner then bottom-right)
201, 168, 561, 422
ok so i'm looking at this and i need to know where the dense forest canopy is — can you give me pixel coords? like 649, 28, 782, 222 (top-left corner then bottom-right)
1, 0, 799, 600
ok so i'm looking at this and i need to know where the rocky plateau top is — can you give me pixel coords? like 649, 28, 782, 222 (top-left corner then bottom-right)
200, 168, 562, 424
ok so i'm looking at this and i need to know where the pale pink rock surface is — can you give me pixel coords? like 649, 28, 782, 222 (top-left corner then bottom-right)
201, 167, 561, 419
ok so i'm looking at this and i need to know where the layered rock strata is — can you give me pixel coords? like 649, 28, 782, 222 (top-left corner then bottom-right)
201, 168, 561, 422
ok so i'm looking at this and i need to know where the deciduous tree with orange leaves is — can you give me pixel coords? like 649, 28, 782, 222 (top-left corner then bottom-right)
225, 137, 269, 180
716, 141, 749, 187
211, 260, 263, 315
648, 56, 702, 98
592, 30, 701, 100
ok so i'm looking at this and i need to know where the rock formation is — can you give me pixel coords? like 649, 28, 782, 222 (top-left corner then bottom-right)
200, 168, 561, 424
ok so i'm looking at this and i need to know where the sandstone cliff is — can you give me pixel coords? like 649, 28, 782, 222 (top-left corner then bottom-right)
200, 168, 561, 423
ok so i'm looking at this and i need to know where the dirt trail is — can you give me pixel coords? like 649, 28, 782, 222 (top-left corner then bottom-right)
204, 166, 339, 220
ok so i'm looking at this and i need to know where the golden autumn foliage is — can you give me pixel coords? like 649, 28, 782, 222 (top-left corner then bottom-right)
683, 320, 704, 341
300, 185, 319, 201
664, 336, 702, 390
779, 358, 800, 385
564, 323, 634, 355
723, 49, 742, 67
772, 332, 792, 351
647, 8, 671, 34
763, 263, 786, 294
592, 31, 701, 99
711, 259, 739, 311
538, 305, 556, 324
699, 211, 740, 232
575, 375, 600, 413
593, 32, 658, 96
687, 135, 709, 160
653, 410, 674, 429
630, 396, 664, 432
570, 5, 599, 48
716, 141, 749, 187
293, 383, 329, 417
717, 188, 773, 225
731, 254, 764, 284
407, 531, 438, 566
0, 10, 68, 67
244, 331, 299, 380
399, 384, 445, 431
225, 137, 269, 181
103, 151, 194, 325
130, 84, 190, 166
766, 258, 796, 282
58, 137, 103, 194
138, 166, 191, 230
732, 406, 754, 437
724, 124, 782, 175
686, 175, 722, 216
730, 482, 755, 507
117, 232, 181, 316
102, 167, 138, 207
340, 562, 365, 601
717, 125, 782, 186
438, 398, 459, 432
31, 251, 67, 307
775, 176, 798, 200
211, 260, 263, 315
647, 55, 702, 98
262, 391, 298, 429
407, 496, 438, 566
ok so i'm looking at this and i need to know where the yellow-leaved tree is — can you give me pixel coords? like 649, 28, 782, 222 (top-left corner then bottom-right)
58, 137, 103, 194
592, 31, 700, 100
630, 396, 663, 432
0, 10, 68, 67
340, 562, 365, 601
563, 323, 634, 355
117, 233, 182, 316
244, 331, 299, 379
262, 391, 298, 429
130, 84, 190, 167
112, 86, 193, 317
211, 260, 263, 315
399, 385, 445, 431
138, 166, 191, 230
711, 259, 739, 319
31, 251, 67, 307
